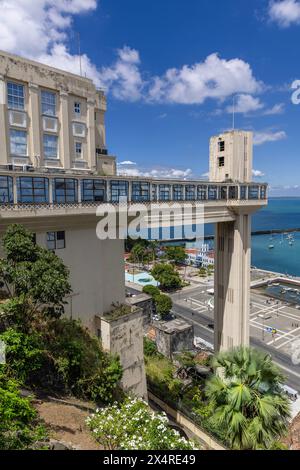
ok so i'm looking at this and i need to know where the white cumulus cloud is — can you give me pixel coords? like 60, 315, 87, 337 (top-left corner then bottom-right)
226, 94, 264, 114
252, 169, 265, 177
253, 130, 287, 145
117, 164, 193, 179
0, 1, 265, 108
147, 53, 262, 104
269, 0, 300, 27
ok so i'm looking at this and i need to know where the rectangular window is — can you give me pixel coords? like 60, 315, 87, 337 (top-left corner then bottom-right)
249, 185, 259, 200
229, 186, 238, 199
7, 82, 25, 110
75, 142, 82, 159
208, 186, 218, 200
10, 129, 27, 156
218, 156, 225, 167
74, 102, 81, 114
159, 184, 171, 201
17, 177, 49, 204
53, 178, 78, 204
132, 182, 150, 202
0, 176, 13, 204
81, 179, 106, 202
43, 134, 58, 159
197, 185, 207, 200
218, 141, 225, 152
173, 185, 184, 201
110, 181, 128, 202
185, 185, 196, 201
47, 231, 65, 250
41, 90, 56, 116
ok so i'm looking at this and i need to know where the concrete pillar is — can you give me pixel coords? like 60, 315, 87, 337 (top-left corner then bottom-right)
214, 213, 251, 352
48, 178, 53, 205
100, 308, 148, 400
59, 90, 71, 169
87, 98, 96, 170
0, 74, 8, 166
28, 83, 41, 167
13, 176, 18, 204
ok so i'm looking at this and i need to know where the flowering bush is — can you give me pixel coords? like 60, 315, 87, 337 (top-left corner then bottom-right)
86, 396, 199, 450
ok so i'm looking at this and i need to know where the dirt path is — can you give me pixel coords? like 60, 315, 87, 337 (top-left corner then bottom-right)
33, 397, 100, 450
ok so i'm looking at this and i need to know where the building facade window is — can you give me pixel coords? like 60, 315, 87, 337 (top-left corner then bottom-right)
0, 176, 13, 204
218, 156, 225, 167
47, 231, 65, 250
43, 134, 58, 159
248, 185, 259, 200
7, 82, 25, 110
228, 186, 238, 199
185, 185, 196, 201
159, 184, 171, 201
218, 140, 225, 152
197, 185, 207, 200
10, 129, 27, 156
240, 186, 247, 200
110, 181, 128, 202
132, 182, 150, 202
75, 142, 83, 159
219, 186, 227, 200
17, 177, 49, 204
81, 179, 106, 202
173, 185, 184, 201
74, 102, 81, 114
53, 178, 78, 203
41, 90, 56, 116
260, 185, 267, 199
208, 186, 218, 200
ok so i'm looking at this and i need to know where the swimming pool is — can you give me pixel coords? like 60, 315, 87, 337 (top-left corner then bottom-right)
125, 271, 159, 287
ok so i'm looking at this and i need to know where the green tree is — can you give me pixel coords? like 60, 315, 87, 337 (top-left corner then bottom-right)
155, 294, 172, 320
205, 347, 290, 450
151, 263, 182, 291
86, 396, 198, 450
0, 224, 71, 321
142, 285, 160, 297
165, 246, 187, 265
0, 372, 45, 450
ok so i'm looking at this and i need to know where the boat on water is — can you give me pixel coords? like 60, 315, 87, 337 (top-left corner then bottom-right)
268, 244, 275, 249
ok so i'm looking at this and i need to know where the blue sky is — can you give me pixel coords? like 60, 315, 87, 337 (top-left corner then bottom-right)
1, 0, 300, 195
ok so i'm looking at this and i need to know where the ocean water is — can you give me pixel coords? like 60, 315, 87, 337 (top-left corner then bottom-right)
251, 198, 300, 276
203, 198, 300, 276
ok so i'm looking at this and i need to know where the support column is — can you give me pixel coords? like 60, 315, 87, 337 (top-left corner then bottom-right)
28, 83, 41, 167
0, 74, 8, 166
87, 98, 96, 170
214, 213, 251, 352
59, 90, 71, 169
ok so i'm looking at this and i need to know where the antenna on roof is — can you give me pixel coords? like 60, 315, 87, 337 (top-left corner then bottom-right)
77, 32, 82, 76
232, 94, 235, 131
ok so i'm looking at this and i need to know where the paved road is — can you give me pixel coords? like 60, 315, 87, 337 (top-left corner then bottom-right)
127, 283, 300, 390
171, 297, 300, 391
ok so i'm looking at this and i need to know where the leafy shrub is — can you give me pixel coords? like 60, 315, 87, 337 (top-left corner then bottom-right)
143, 337, 158, 357
0, 372, 46, 450
142, 285, 160, 297
86, 396, 198, 450
154, 294, 172, 319
0, 328, 45, 383
0, 320, 122, 404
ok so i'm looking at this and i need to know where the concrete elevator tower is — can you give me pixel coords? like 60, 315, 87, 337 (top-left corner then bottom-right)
210, 130, 254, 352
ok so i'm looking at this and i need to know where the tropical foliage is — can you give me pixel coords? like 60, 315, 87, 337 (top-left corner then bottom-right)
0, 372, 46, 450
0, 224, 122, 404
205, 347, 290, 450
86, 396, 198, 450
151, 263, 182, 291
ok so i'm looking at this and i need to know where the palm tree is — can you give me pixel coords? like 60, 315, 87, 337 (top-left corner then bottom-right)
205, 347, 290, 450
148, 240, 159, 266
